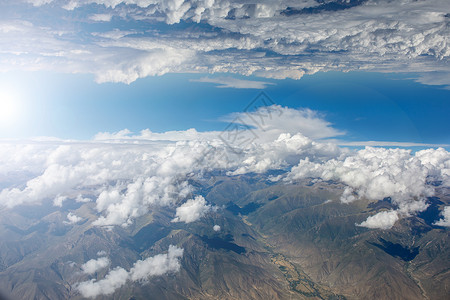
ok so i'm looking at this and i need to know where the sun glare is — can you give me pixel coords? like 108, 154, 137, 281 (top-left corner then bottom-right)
0, 88, 21, 126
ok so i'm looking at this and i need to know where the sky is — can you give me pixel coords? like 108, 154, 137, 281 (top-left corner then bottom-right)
0, 0, 449, 147
0, 1, 450, 295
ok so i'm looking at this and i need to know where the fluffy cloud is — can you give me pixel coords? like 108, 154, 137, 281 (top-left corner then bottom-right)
1, 105, 448, 230
213, 225, 221, 231
357, 210, 399, 230
172, 195, 213, 223
129, 245, 184, 280
225, 105, 345, 141
434, 206, 450, 227
76, 245, 183, 298
94, 104, 344, 144
77, 267, 129, 298
0, 101, 448, 232
1, 1, 449, 85
287, 147, 450, 229
64, 212, 82, 225
81, 256, 111, 274
229, 132, 341, 175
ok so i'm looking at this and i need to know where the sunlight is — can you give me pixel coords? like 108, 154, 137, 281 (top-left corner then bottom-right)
0, 87, 21, 126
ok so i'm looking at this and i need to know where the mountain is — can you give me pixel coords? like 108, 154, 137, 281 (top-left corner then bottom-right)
0, 175, 448, 299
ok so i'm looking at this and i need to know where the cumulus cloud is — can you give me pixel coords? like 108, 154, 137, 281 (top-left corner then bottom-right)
129, 245, 184, 280
213, 225, 221, 232
94, 104, 344, 144
64, 212, 82, 225
76, 245, 183, 298
172, 195, 213, 223
1, 105, 448, 231
287, 147, 450, 229
0, 1, 449, 85
434, 206, 450, 227
0, 103, 448, 232
81, 256, 110, 275
358, 210, 399, 230
77, 266, 129, 298
228, 105, 345, 140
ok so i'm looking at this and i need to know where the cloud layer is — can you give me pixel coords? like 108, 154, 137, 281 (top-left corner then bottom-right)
0, 0, 449, 85
0, 106, 448, 230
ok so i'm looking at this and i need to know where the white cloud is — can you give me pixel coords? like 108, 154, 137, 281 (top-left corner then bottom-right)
77, 266, 129, 298
1, 1, 449, 85
64, 212, 82, 225
357, 210, 399, 230
434, 206, 450, 227
287, 147, 450, 229
336, 141, 450, 148
172, 195, 213, 223
226, 105, 345, 140
26, 0, 54, 6
81, 256, 110, 275
191, 76, 274, 89
213, 225, 221, 231
76, 245, 183, 298
53, 195, 67, 207
89, 14, 113, 22
129, 245, 184, 280
0, 107, 448, 231
340, 187, 356, 204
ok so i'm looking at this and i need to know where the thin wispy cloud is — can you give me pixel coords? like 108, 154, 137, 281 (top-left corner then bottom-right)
191, 77, 275, 89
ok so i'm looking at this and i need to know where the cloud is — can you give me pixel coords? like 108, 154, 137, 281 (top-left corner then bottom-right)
81, 256, 111, 275
0, 106, 448, 230
222, 104, 345, 143
26, 0, 54, 6
63, 212, 82, 225
434, 206, 450, 227
191, 76, 275, 89
94, 104, 344, 145
336, 141, 450, 148
76, 245, 183, 298
213, 225, 221, 232
53, 195, 67, 207
0, 1, 449, 85
172, 195, 213, 223
229, 132, 341, 175
286, 147, 450, 228
129, 245, 184, 280
357, 210, 399, 230
77, 266, 129, 298
89, 14, 113, 22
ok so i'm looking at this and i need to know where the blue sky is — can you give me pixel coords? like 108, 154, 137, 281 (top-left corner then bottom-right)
0, 70, 448, 148
0, 0, 449, 147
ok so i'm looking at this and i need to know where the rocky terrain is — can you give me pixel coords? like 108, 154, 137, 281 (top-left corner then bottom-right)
0, 175, 448, 299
